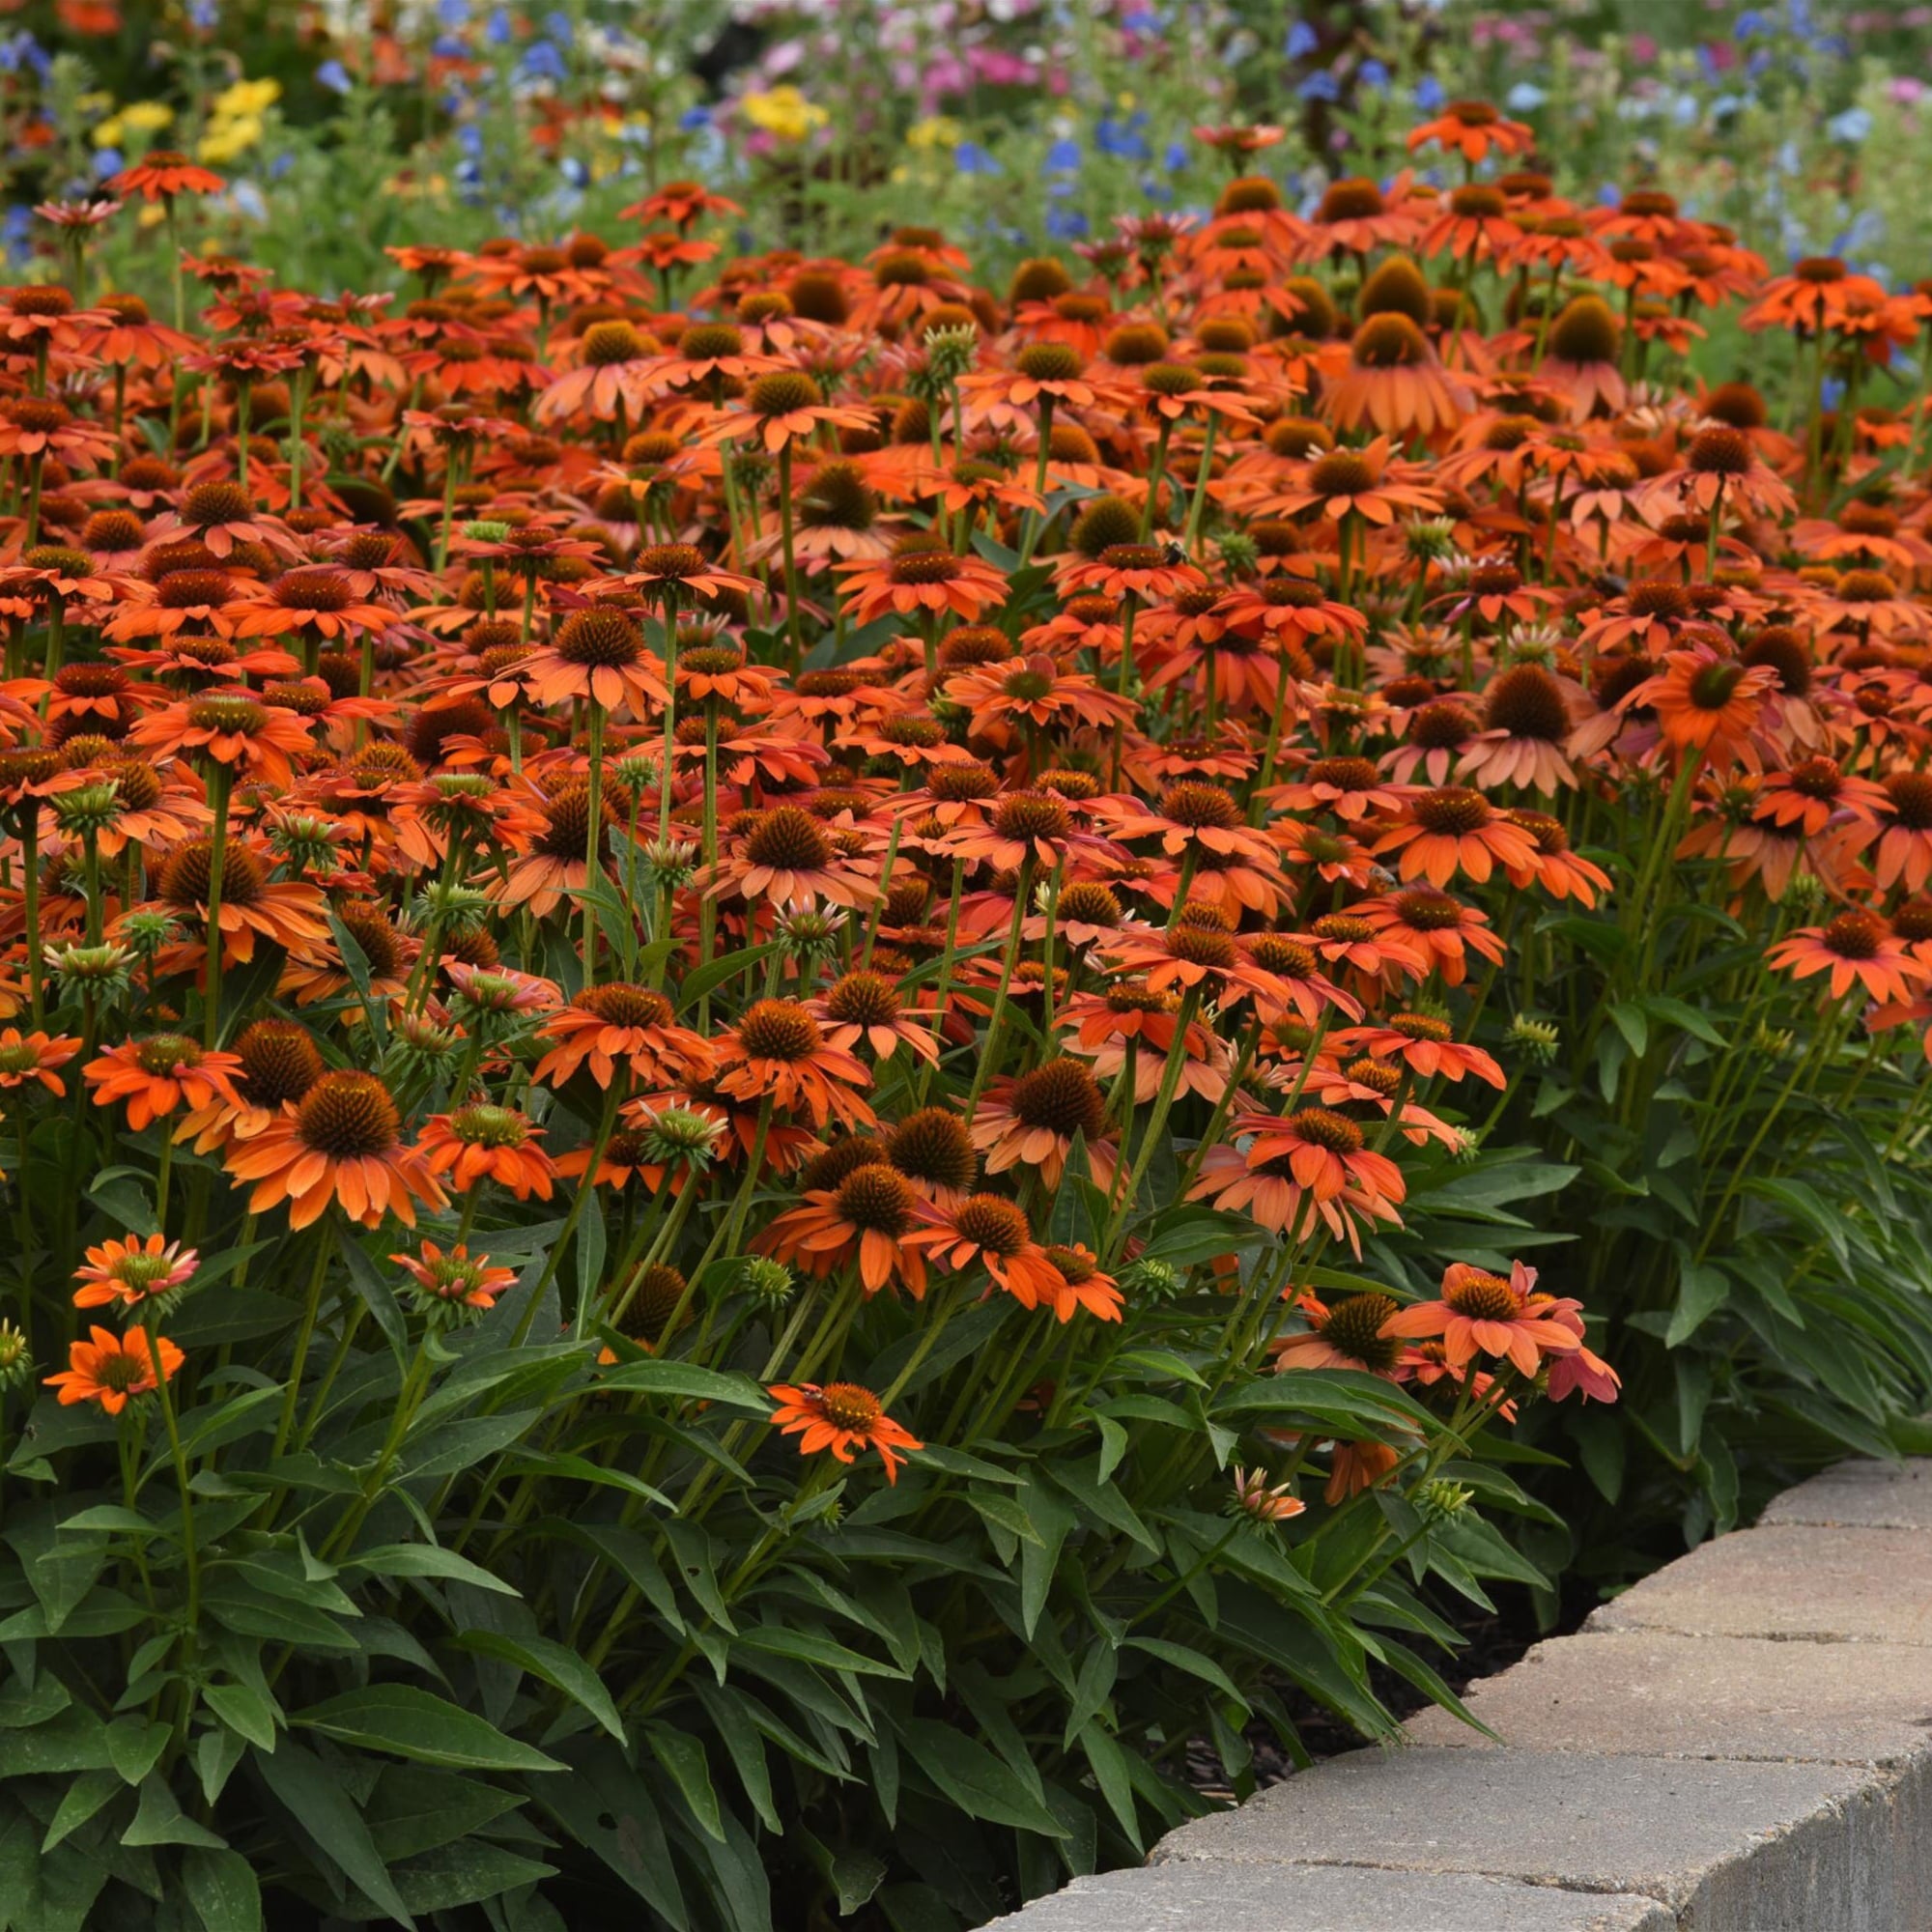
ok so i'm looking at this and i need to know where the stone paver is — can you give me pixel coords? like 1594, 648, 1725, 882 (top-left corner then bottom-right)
980, 1862, 1673, 1931
978, 1462, 1932, 1930
1149, 1747, 1891, 1924
1406, 1630, 1932, 1765
1586, 1523, 1932, 1646
1762, 1459, 1932, 1532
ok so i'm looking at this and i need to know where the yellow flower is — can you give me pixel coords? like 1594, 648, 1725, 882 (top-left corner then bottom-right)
199, 118, 264, 165
740, 86, 826, 143
122, 100, 176, 133
907, 115, 963, 152
213, 78, 281, 121
92, 116, 126, 151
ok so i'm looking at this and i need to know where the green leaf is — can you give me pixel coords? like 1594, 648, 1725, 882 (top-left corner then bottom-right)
1640, 994, 1725, 1046
338, 1226, 411, 1365
1123, 1636, 1247, 1709
390, 1840, 555, 1913
1665, 1257, 1729, 1348
104, 1717, 171, 1786
965, 1488, 1041, 1548
292, 1686, 565, 1774
182, 1846, 264, 1931
1607, 1001, 1648, 1058
254, 1741, 416, 1928
896, 1719, 1067, 1837
692, 1683, 780, 1834
595, 1360, 771, 1409
832, 1851, 889, 1916
343, 1545, 521, 1597
456, 1630, 624, 1743
40, 1769, 123, 1853
204, 1682, 278, 1753
678, 942, 776, 1010
364, 1767, 524, 1863
734, 1623, 905, 1678
644, 1719, 724, 1841
122, 1774, 228, 1848
1076, 1721, 1141, 1852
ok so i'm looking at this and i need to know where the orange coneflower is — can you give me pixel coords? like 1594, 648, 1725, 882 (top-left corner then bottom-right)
108, 151, 225, 201
1187, 1105, 1406, 1251
531, 982, 713, 1090
71, 1235, 199, 1312
523, 607, 666, 717
1356, 887, 1506, 985
767, 1381, 923, 1484
706, 805, 882, 913
84, 1034, 245, 1132
1634, 644, 1776, 771
904, 1191, 1070, 1312
130, 690, 317, 788
156, 837, 333, 968
1372, 786, 1540, 887
1767, 909, 1929, 1005
45, 1326, 185, 1415
1503, 810, 1614, 907
758, 1162, 930, 1297
223, 1069, 448, 1230
712, 1000, 875, 1132
417, 1104, 556, 1201
1270, 1290, 1405, 1377
1406, 99, 1535, 164
0, 1027, 79, 1094
393, 1241, 518, 1318
1339, 1012, 1505, 1088
969, 1058, 1118, 1191
810, 971, 941, 1065
1381, 1259, 1579, 1377
838, 545, 1009, 627
1324, 317, 1469, 440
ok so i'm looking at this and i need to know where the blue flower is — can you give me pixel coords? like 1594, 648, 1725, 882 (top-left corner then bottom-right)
1596, 180, 1621, 206
1140, 176, 1173, 203
1046, 136, 1082, 173
1506, 82, 1546, 112
485, 8, 513, 46
1820, 374, 1845, 412
433, 35, 468, 57
954, 141, 1002, 176
1297, 71, 1340, 102
186, 0, 218, 27
1413, 74, 1445, 113
230, 181, 268, 221
1285, 20, 1320, 59
438, 0, 469, 23
521, 38, 568, 82
560, 155, 588, 187
3, 205, 32, 266
92, 148, 124, 182
1164, 139, 1188, 171
1826, 107, 1872, 144
680, 105, 712, 131
1045, 207, 1091, 241
1736, 8, 1768, 34
544, 9, 572, 43
316, 59, 353, 96
1357, 58, 1389, 91
1095, 114, 1150, 160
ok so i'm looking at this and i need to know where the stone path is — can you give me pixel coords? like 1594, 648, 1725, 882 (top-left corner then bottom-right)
982, 1459, 1932, 1932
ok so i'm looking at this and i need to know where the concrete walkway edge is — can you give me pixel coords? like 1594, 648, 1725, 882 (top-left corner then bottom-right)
980, 1459, 1932, 1932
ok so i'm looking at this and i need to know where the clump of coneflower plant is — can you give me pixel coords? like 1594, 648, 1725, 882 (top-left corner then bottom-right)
0, 110, 1927, 1931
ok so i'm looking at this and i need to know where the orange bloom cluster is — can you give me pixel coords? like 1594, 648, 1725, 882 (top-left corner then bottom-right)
35, 99, 1932, 1492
